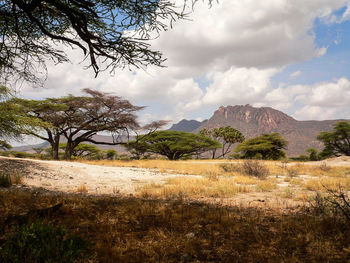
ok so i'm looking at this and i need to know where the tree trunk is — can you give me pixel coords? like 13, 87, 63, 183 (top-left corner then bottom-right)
64, 141, 74, 160
212, 149, 216, 159
51, 140, 59, 160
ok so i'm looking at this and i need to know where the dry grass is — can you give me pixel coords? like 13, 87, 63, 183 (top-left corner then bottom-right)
303, 176, 350, 192
136, 177, 251, 199
255, 180, 278, 192
1, 188, 350, 262
76, 184, 88, 193
84, 159, 227, 176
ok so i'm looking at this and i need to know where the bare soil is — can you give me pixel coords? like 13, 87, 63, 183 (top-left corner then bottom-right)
0, 156, 196, 195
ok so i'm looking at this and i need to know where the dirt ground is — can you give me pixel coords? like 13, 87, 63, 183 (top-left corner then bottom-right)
0, 157, 198, 195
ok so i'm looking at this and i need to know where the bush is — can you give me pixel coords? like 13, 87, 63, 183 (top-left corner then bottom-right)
240, 160, 269, 178
0, 173, 11, 187
0, 171, 22, 188
0, 221, 93, 262
311, 188, 350, 224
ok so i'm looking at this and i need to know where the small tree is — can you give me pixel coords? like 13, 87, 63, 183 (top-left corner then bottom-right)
235, 133, 288, 160
317, 122, 350, 157
106, 150, 118, 160
134, 130, 221, 160
200, 126, 245, 159
306, 148, 319, 161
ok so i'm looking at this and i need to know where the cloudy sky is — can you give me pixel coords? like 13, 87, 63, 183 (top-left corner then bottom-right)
20, 0, 350, 125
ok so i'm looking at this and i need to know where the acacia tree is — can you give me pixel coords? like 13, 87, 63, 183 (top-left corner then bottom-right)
15, 89, 165, 160
0, 0, 213, 84
131, 130, 221, 160
317, 122, 350, 157
235, 133, 288, 160
200, 126, 245, 159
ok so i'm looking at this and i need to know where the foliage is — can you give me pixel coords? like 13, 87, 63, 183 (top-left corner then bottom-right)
0, 221, 92, 262
0, 140, 12, 150
317, 121, 350, 157
235, 133, 288, 160
125, 138, 150, 160
200, 126, 245, 159
133, 130, 221, 160
0, 0, 213, 84
0, 86, 23, 147
306, 148, 319, 161
106, 149, 118, 160
59, 143, 102, 158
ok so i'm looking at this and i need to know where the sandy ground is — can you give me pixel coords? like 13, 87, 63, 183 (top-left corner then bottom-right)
0, 157, 197, 195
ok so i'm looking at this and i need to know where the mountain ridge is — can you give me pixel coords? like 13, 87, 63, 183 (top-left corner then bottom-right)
179, 105, 349, 156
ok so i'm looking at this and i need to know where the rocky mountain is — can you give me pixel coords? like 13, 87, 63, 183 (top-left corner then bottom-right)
193, 105, 349, 156
168, 119, 207, 132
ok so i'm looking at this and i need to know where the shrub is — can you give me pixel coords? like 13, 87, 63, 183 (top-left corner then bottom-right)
311, 188, 350, 224
0, 173, 11, 187
239, 160, 269, 178
219, 163, 240, 173
318, 163, 331, 172
0, 171, 22, 188
285, 167, 299, 177
0, 221, 92, 262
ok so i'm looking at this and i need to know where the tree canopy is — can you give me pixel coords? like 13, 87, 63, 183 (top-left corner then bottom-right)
0, 85, 38, 149
130, 130, 221, 160
235, 133, 288, 160
200, 126, 245, 159
0, 0, 213, 84
317, 122, 350, 157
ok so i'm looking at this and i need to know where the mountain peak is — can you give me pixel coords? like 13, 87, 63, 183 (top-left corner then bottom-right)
212, 105, 296, 131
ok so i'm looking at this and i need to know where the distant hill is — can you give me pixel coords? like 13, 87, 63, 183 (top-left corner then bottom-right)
194, 105, 349, 156
168, 119, 207, 132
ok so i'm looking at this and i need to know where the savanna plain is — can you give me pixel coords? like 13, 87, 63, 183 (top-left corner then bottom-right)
1, 156, 350, 262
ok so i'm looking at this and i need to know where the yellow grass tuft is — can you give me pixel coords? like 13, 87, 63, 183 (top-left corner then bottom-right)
255, 180, 278, 192
76, 184, 88, 193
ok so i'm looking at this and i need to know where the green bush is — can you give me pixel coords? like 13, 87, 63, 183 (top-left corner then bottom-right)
0, 221, 93, 263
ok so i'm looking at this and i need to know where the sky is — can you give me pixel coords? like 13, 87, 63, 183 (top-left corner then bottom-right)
19, 0, 350, 127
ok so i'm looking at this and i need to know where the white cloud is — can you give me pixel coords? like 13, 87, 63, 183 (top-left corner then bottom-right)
202, 67, 278, 106
290, 71, 302, 78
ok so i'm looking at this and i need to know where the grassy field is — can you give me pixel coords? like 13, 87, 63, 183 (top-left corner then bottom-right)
1, 158, 350, 262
